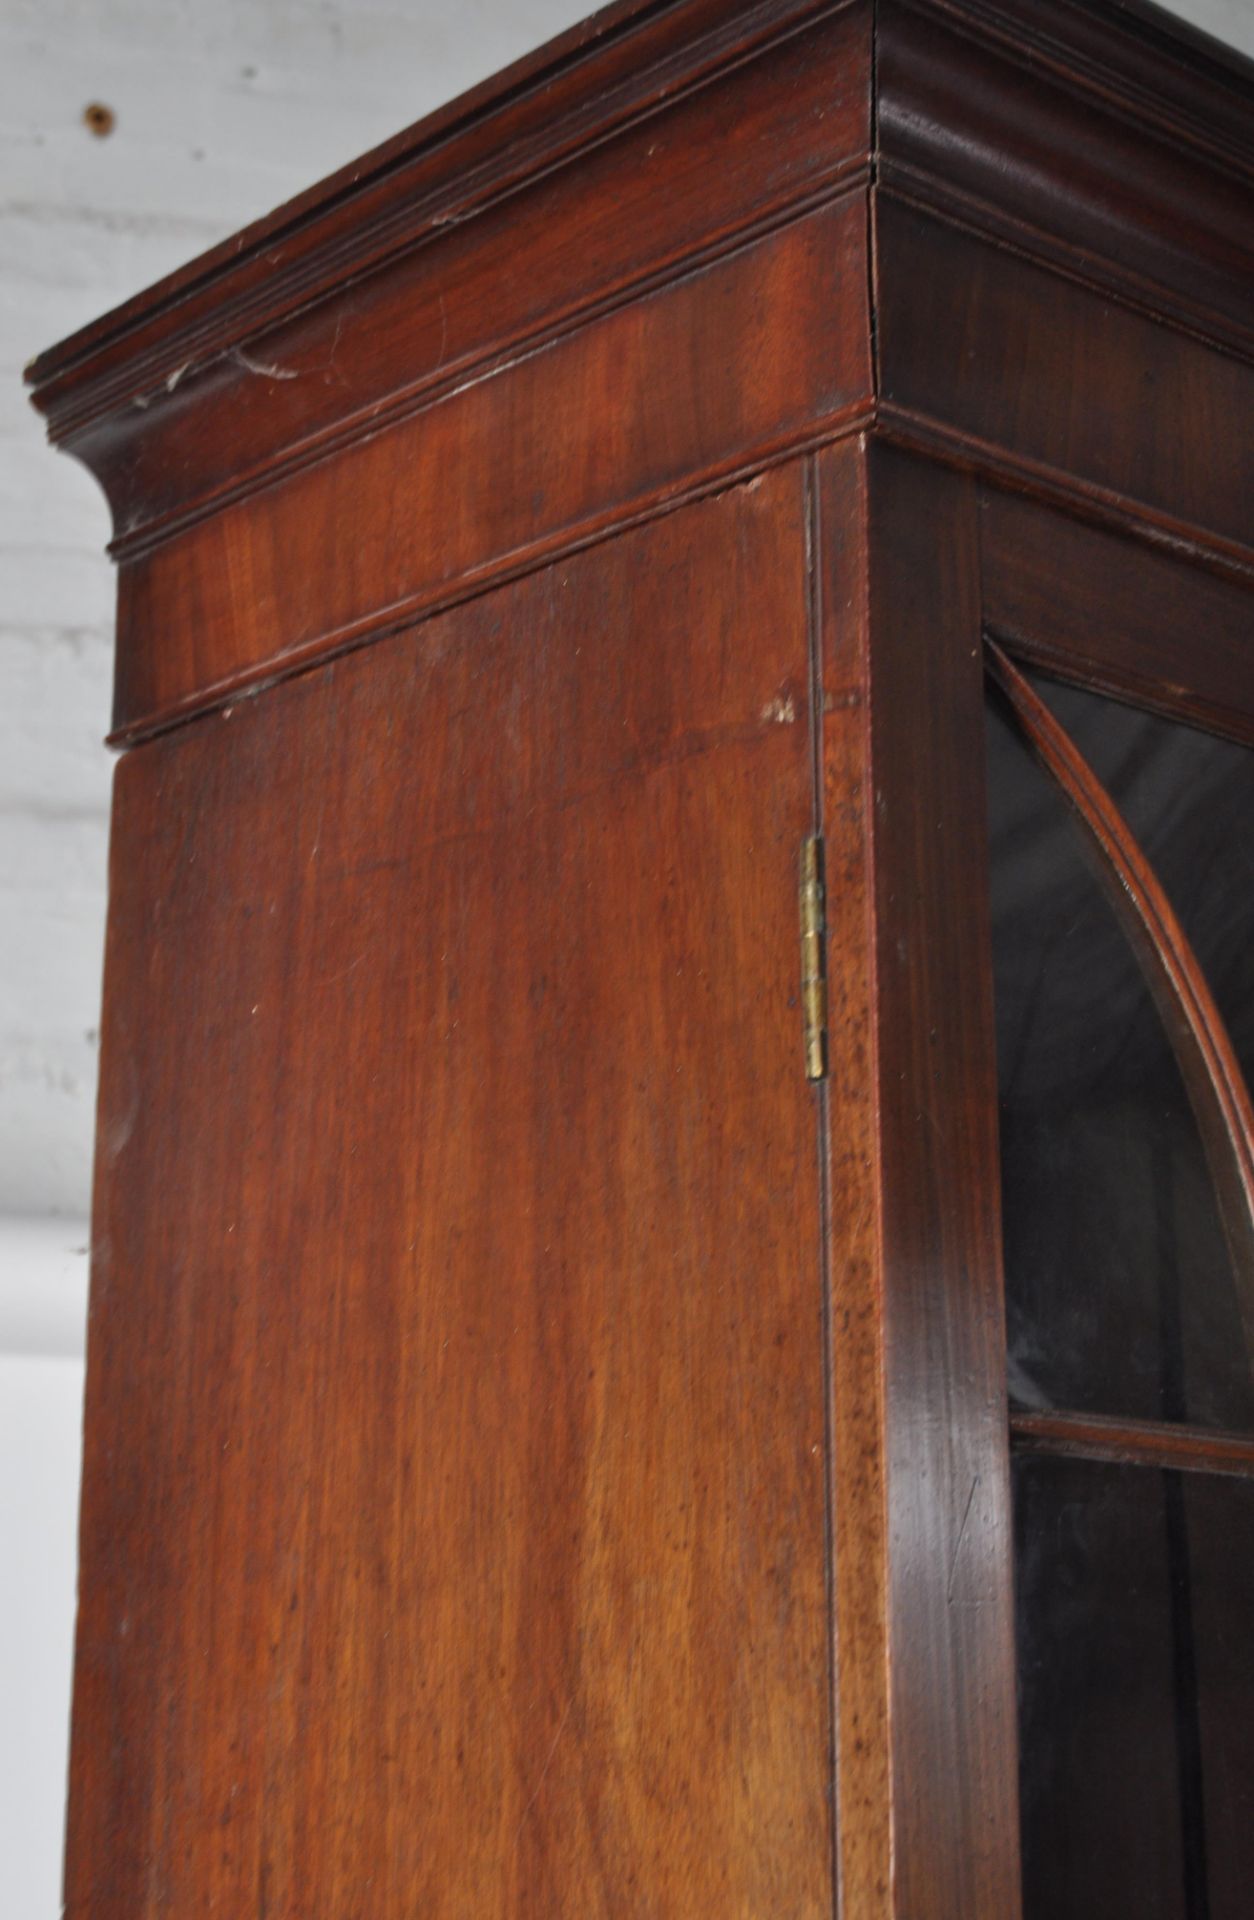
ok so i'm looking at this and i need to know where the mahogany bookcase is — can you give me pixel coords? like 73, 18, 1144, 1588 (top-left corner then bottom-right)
27, 1, 1254, 1914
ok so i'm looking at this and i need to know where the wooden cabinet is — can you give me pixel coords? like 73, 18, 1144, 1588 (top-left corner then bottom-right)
27, 1, 1254, 1914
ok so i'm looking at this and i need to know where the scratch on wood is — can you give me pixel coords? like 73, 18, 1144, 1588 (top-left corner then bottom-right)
321, 953, 367, 988
512, 1701, 572, 1848
231, 345, 300, 382
947, 1475, 980, 1602
761, 692, 797, 725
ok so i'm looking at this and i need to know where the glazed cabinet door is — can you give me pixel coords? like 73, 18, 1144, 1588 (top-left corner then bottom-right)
985, 609, 1254, 1920
67, 469, 835, 1918
818, 443, 1254, 1920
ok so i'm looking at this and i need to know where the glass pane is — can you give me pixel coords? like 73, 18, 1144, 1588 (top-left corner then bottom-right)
1033, 678, 1254, 1097
987, 686, 1254, 1430
1015, 1453, 1254, 1920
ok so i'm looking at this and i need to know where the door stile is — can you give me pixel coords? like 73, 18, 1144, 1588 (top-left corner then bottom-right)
818, 437, 1023, 1918
812, 435, 893, 1919
805, 447, 846, 1920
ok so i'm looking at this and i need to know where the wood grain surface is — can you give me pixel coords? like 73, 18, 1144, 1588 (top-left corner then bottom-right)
875, 196, 1254, 561
65, 5, 872, 545
980, 488, 1254, 749
863, 444, 1023, 1920
68, 471, 834, 1918
28, 0, 867, 428
812, 437, 890, 1918
112, 196, 871, 741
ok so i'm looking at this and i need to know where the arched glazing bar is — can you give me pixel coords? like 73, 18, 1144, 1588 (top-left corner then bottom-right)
988, 640, 1254, 1920
986, 641, 1254, 1344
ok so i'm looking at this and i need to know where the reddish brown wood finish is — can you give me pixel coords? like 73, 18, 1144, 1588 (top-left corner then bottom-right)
1011, 1412, 1254, 1481
112, 196, 871, 741
876, 0, 1254, 356
813, 437, 891, 1916
981, 491, 1254, 749
31, 0, 868, 433
25, 0, 1254, 1915
875, 196, 1254, 562
71, 476, 833, 1919
862, 445, 1022, 1919
70, 4, 872, 547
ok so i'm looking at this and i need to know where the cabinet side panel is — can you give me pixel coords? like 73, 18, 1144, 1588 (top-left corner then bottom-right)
66, 472, 834, 1917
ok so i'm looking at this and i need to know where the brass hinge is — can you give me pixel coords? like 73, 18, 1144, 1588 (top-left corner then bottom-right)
799, 835, 828, 1083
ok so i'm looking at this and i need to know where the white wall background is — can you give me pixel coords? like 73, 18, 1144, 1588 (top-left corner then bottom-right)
1, 0, 1250, 1914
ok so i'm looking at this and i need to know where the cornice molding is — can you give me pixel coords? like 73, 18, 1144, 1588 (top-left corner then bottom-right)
26, 0, 1254, 445
898, 0, 1254, 184
876, 0, 1254, 359
26, 0, 847, 438
23, 0, 1254, 602
103, 167, 871, 564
